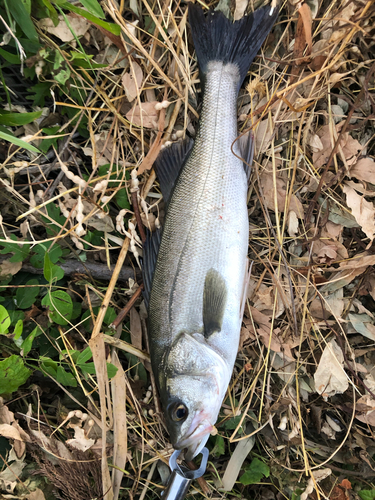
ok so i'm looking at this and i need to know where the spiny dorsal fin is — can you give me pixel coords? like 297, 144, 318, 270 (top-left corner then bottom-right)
203, 268, 228, 337
141, 227, 162, 309
154, 138, 194, 205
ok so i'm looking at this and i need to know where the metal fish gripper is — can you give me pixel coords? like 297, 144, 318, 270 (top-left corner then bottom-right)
161, 447, 209, 500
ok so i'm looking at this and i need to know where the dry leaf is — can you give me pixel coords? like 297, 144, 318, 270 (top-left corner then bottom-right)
122, 62, 143, 102
294, 3, 312, 66
255, 120, 273, 153
38, 15, 90, 42
27, 489, 47, 500
288, 210, 299, 237
0, 423, 24, 441
0, 259, 22, 277
260, 170, 304, 217
322, 253, 375, 292
111, 352, 127, 500
314, 339, 348, 399
247, 307, 298, 359
350, 157, 375, 183
126, 102, 159, 129
66, 426, 95, 452
356, 395, 375, 426
343, 183, 375, 242
130, 307, 142, 351
313, 124, 362, 169
348, 313, 375, 341
234, 0, 248, 20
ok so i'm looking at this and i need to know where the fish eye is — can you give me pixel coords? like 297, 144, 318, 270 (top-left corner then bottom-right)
170, 403, 188, 422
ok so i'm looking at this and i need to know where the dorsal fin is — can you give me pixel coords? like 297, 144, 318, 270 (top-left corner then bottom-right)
203, 268, 228, 337
236, 131, 254, 183
154, 138, 194, 205
141, 227, 162, 309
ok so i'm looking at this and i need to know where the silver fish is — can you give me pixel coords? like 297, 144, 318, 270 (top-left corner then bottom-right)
142, 3, 278, 460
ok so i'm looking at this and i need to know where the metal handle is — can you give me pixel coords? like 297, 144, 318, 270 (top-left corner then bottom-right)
161, 447, 209, 500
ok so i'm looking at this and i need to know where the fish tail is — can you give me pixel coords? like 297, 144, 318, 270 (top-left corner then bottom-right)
188, 2, 278, 89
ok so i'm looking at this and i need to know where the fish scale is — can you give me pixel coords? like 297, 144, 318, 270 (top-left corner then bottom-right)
149, 62, 248, 363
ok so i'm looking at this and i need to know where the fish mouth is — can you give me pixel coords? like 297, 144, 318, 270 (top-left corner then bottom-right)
174, 413, 213, 461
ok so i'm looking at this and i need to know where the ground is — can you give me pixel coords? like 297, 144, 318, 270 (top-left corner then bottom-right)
0, 0, 375, 499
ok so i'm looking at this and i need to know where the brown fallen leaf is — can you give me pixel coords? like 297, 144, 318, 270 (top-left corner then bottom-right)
122, 61, 143, 102
246, 306, 298, 359
0, 259, 22, 277
130, 307, 142, 351
322, 253, 375, 292
313, 123, 362, 169
350, 157, 375, 183
356, 395, 375, 426
259, 170, 304, 217
126, 101, 159, 129
294, 3, 312, 66
314, 339, 348, 400
343, 182, 375, 242
38, 15, 90, 42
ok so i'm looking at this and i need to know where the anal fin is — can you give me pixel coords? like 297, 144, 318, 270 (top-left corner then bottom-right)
203, 269, 228, 337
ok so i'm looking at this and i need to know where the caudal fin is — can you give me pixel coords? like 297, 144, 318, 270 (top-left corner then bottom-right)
188, 3, 278, 89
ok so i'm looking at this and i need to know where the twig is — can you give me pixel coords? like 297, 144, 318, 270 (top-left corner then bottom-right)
111, 284, 144, 329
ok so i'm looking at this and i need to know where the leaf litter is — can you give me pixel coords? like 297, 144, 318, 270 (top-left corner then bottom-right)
1, 0, 375, 498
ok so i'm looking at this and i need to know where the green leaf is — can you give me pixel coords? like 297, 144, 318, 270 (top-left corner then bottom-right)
42, 203, 66, 236
41, 290, 73, 325
13, 320, 23, 340
56, 366, 77, 387
40, 357, 58, 377
359, 491, 375, 500
21, 326, 40, 356
44, 252, 64, 282
58, 2, 121, 35
16, 279, 40, 309
40, 0, 59, 25
0, 110, 43, 127
240, 458, 270, 486
107, 363, 118, 379
0, 235, 31, 263
40, 126, 63, 154
76, 346, 92, 365
54, 68, 71, 85
78, 0, 104, 19
0, 131, 40, 154
79, 361, 117, 379
30, 243, 63, 268
0, 355, 31, 395
115, 189, 131, 210
0, 48, 21, 65
27, 82, 52, 107
0, 305, 11, 334
211, 434, 225, 457
8, 1, 39, 42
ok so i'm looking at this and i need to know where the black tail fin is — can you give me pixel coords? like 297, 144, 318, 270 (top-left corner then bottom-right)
188, 3, 278, 89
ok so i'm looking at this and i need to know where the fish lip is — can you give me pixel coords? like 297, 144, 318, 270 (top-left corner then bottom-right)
174, 413, 213, 460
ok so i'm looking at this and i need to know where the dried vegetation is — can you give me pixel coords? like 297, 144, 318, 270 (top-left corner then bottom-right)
1, 0, 375, 499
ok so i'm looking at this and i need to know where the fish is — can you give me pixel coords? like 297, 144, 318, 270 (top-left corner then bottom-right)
142, 2, 278, 460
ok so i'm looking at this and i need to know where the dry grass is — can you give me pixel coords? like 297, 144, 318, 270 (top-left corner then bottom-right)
1, 0, 375, 498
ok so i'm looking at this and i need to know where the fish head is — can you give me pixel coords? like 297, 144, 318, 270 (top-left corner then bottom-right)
161, 332, 230, 460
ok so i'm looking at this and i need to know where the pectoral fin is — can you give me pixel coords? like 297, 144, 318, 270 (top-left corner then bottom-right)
203, 268, 227, 337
